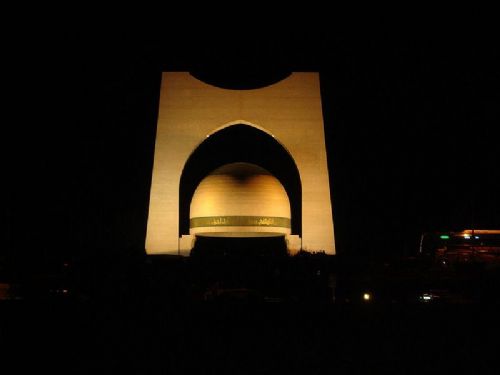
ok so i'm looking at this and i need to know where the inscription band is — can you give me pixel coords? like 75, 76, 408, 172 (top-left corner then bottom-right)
190, 216, 291, 228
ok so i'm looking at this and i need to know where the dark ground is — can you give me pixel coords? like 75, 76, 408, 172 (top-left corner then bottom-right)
2, 299, 499, 374
3, 244, 500, 373
3, 249, 500, 374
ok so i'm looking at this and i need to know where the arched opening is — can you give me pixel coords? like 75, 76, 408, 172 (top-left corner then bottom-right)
179, 124, 302, 237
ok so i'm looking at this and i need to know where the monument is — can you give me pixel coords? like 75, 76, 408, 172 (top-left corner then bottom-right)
146, 72, 335, 255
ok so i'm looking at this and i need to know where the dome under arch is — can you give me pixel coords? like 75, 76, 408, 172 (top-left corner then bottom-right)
190, 163, 291, 237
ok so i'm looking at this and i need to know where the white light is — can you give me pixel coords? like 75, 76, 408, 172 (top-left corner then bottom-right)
474, 236, 480, 239
420, 293, 434, 302
464, 235, 471, 239
363, 293, 371, 301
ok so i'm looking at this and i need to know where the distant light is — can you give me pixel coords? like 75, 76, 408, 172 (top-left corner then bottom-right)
420, 293, 433, 302
363, 293, 371, 301
464, 235, 471, 239
62, 289, 68, 294
474, 236, 480, 239
440, 235, 450, 239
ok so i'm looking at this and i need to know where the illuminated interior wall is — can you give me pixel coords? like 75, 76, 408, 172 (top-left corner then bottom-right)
146, 72, 335, 254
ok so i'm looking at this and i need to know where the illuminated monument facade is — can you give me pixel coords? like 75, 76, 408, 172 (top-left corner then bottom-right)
146, 72, 335, 255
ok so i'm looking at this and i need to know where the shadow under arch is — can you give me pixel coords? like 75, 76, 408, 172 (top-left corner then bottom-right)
179, 124, 302, 237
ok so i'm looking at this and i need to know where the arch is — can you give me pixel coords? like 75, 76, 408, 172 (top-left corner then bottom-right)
209, 120, 278, 138
146, 72, 335, 255
179, 124, 302, 237
191, 120, 295, 158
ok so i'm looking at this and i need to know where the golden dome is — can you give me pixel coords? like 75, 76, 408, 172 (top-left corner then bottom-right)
190, 163, 291, 237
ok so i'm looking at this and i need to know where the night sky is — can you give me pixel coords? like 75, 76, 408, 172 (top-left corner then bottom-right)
9, 24, 500, 266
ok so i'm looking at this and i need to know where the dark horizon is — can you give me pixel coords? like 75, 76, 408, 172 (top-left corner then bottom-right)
8, 27, 500, 266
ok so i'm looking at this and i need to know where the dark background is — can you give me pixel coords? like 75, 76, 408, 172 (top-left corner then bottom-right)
4, 20, 500, 374
8, 23, 500, 268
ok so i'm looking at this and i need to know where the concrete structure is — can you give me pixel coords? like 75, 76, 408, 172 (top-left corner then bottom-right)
146, 72, 335, 255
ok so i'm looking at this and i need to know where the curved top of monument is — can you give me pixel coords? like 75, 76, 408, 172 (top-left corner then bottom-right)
190, 69, 291, 90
